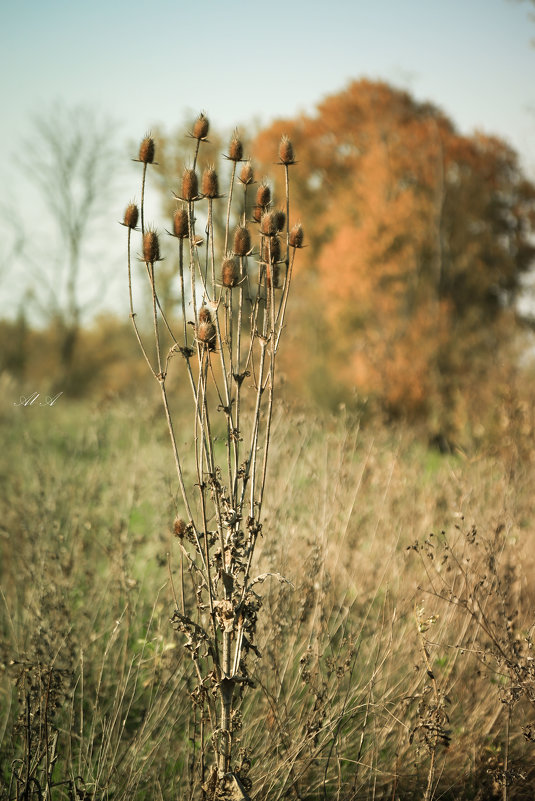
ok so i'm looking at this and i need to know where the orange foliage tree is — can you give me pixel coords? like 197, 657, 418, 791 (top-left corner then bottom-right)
253, 80, 535, 439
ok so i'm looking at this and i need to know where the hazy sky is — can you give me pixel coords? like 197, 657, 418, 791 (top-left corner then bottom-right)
1, 0, 534, 317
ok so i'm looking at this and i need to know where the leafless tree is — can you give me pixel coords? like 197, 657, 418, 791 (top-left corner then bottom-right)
19, 104, 118, 369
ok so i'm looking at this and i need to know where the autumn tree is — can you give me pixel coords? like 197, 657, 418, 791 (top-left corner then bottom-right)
253, 80, 535, 440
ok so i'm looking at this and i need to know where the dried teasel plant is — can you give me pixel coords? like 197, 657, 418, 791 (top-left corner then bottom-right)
122, 115, 303, 799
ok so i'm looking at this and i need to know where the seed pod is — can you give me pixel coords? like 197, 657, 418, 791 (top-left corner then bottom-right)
239, 162, 254, 185
279, 135, 295, 164
197, 308, 216, 350
274, 209, 286, 232
182, 168, 199, 200
139, 136, 155, 164
289, 223, 304, 248
123, 203, 139, 229
233, 225, 251, 256
174, 517, 187, 538
228, 132, 243, 162
267, 236, 281, 263
221, 256, 239, 287
255, 183, 271, 209
173, 208, 189, 238
260, 211, 277, 237
202, 166, 219, 198
143, 230, 160, 262
192, 113, 209, 140
252, 206, 262, 223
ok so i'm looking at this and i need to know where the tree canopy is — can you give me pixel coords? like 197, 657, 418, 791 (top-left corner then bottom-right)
253, 79, 535, 438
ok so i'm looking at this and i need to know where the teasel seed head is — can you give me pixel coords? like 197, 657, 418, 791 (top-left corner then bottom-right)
192, 113, 209, 140
143, 229, 161, 263
252, 206, 262, 223
268, 236, 281, 263
233, 225, 251, 256
202, 165, 219, 198
123, 202, 139, 229
174, 517, 187, 538
221, 255, 239, 287
228, 131, 243, 162
182, 168, 199, 200
255, 182, 271, 209
173, 208, 189, 238
274, 209, 286, 232
197, 307, 216, 350
279, 135, 295, 165
289, 222, 304, 248
239, 161, 254, 185
139, 135, 155, 164
260, 210, 277, 237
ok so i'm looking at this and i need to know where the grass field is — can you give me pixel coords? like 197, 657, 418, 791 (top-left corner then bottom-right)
1, 389, 535, 800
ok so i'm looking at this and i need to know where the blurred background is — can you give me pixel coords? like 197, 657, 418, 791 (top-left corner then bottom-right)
2, 0, 535, 448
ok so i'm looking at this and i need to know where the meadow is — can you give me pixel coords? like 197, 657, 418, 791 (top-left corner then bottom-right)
1, 386, 534, 800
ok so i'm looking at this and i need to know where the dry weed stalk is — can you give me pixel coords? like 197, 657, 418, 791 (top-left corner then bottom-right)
123, 116, 302, 798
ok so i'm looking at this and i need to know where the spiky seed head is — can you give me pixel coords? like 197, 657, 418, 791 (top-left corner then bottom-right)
289, 222, 304, 248
202, 166, 219, 198
221, 256, 239, 287
260, 211, 277, 237
252, 206, 262, 223
173, 208, 189, 238
123, 203, 139, 229
139, 136, 155, 164
192, 113, 209, 140
274, 209, 286, 232
268, 236, 281, 263
228, 132, 243, 162
255, 183, 271, 208
233, 225, 251, 256
182, 168, 199, 200
197, 308, 216, 350
279, 135, 295, 164
143, 230, 160, 262
174, 517, 187, 538
239, 162, 254, 185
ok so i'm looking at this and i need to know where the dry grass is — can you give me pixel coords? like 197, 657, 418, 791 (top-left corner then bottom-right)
1, 395, 535, 800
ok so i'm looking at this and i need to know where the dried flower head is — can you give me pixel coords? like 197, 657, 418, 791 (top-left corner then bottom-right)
228, 132, 243, 162
139, 136, 155, 164
182, 168, 199, 200
173, 208, 189, 238
260, 211, 277, 237
192, 113, 209, 140
279, 135, 295, 165
255, 183, 271, 209
274, 209, 286, 232
143, 230, 160, 263
289, 222, 304, 248
197, 307, 216, 350
239, 162, 254, 185
174, 517, 187, 538
267, 236, 281, 263
252, 206, 262, 223
221, 255, 239, 287
233, 225, 251, 256
123, 203, 139, 229
202, 166, 219, 198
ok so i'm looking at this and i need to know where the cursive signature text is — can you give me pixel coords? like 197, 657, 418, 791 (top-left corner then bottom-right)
14, 392, 63, 407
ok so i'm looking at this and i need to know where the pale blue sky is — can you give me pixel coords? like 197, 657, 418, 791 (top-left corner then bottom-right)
1, 0, 534, 317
